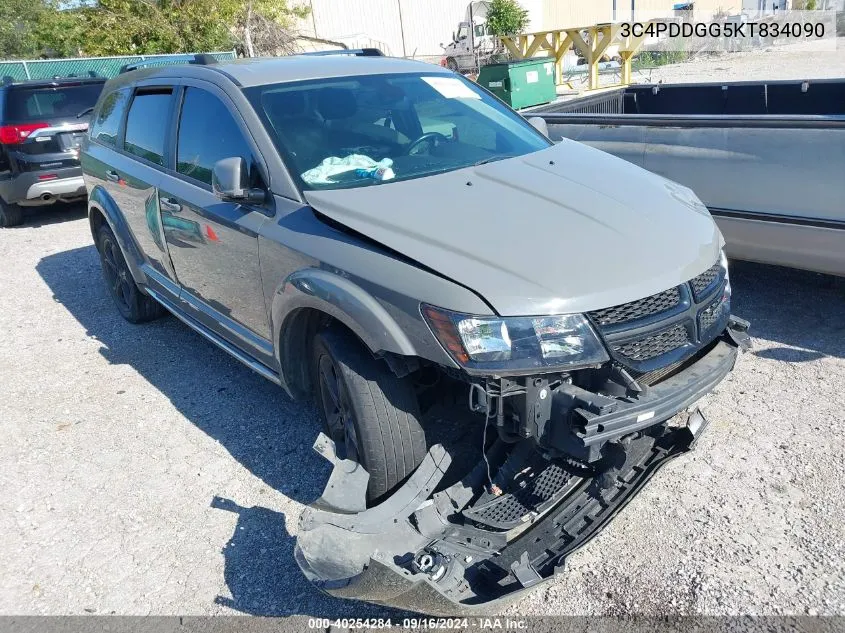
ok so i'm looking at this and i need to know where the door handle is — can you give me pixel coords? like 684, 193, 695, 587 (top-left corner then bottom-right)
159, 197, 182, 213
105, 170, 120, 182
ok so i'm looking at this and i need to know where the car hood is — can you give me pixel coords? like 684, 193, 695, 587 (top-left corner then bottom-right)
304, 140, 723, 316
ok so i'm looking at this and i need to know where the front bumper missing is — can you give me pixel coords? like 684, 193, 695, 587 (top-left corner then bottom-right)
296, 414, 709, 614
295, 317, 750, 614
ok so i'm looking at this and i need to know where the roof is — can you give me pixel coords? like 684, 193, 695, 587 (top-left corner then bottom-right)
216, 55, 449, 87
109, 54, 451, 90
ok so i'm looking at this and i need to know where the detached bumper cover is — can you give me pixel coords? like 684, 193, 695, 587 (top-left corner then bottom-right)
295, 319, 749, 614
297, 415, 710, 614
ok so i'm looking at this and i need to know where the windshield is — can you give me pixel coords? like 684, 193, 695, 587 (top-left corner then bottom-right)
4, 83, 104, 122
244, 72, 550, 191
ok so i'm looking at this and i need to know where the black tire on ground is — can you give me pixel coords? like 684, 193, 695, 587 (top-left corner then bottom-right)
96, 223, 166, 323
311, 326, 427, 503
0, 200, 24, 228
446, 57, 459, 72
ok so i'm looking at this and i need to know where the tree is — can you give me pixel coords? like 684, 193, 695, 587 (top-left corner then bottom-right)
0, 0, 47, 59
0, 0, 310, 60
486, 0, 529, 37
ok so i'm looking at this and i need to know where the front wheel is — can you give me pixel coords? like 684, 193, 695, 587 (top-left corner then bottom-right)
446, 57, 459, 72
311, 326, 427, 503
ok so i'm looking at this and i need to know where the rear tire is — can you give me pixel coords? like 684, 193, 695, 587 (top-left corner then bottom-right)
96, 224, 166, 323
0, 200, 24, 228
311, 326, 427, 503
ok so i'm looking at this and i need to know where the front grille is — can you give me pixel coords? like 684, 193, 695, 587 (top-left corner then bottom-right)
589, 258, 725, 370
699, 294, 728, 333
610, 324, 691, 362
588, 286, 681, 326
690, 263, 723, 300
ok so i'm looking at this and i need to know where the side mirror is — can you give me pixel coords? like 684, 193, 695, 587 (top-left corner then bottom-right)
212, 157, 265, 204
527, 116, 549, 138
452, 32, 457, 42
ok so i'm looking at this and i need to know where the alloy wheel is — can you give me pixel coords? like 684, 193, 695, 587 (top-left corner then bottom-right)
317, 354, 360, 463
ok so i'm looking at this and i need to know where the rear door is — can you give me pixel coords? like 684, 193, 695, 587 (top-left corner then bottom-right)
157, 82, 274, 365
85, 84, 180, 297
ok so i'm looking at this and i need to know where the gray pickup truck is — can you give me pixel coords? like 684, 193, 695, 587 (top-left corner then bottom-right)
530, 78, 845, 278
81, 52, 750, 613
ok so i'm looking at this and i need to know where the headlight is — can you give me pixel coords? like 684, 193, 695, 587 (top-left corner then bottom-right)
422, 305, 609, 372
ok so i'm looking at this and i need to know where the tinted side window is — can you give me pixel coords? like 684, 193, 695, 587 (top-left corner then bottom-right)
90, 88, 130, 147
124, 90, 172, 166
176, 87, 252, 186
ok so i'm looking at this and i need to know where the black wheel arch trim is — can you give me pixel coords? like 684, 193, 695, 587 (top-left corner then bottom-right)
88, 184, 148, 287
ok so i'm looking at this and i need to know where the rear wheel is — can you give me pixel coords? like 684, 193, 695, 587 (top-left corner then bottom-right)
0, 200, 24, 228
311, 326, 427, 503
96, 224, 166, 323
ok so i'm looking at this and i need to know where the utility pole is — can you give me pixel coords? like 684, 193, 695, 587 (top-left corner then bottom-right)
397, 0, 408, 57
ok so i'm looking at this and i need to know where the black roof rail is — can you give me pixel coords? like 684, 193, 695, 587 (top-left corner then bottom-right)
299, 48, 385, 58
119, 53, 219, 74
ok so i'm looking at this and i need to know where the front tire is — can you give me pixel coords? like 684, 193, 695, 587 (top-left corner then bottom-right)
96, 224, 166, 323
0, 200, 24, 228
311, 326, 427, 503
446, 57, 459, 72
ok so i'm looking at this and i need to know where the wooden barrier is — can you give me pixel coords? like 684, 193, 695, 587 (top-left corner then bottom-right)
501, 22, 654, 90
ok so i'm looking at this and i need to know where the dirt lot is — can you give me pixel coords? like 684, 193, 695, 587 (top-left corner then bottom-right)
644, 36, 845, 84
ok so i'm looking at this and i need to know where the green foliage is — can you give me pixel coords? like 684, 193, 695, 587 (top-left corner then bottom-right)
0, 0, 46, 59
1, 0, 310, 60
486, 0, 529, 37
633, 49, 690, 69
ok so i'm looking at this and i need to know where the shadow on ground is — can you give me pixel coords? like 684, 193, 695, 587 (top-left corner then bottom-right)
209, 497, 411, 619
12, 202, 87, 228
728, 260, 844, 361
35, 245, 843, 616
35, 244, 395, 617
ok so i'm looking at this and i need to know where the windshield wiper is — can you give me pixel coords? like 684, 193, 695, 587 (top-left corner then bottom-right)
473, 155, 514, 166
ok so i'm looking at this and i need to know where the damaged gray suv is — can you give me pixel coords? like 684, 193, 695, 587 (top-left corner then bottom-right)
82, 52, 750, 613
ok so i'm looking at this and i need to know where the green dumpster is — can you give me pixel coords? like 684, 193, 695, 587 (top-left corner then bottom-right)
477, 58, 556, 110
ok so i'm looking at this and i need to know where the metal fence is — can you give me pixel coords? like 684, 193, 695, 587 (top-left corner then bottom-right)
0, 51, 236, 82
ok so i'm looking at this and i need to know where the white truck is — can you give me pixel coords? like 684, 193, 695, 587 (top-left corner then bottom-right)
441, 1, 499, 72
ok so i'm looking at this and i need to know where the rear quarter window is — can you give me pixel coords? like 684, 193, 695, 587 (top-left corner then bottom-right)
90, 88, 131, 148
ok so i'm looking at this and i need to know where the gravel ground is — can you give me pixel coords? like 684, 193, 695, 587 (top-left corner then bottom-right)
545, 36, 845, 93
1, 204, 843, 618
644, 36, 845, 84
